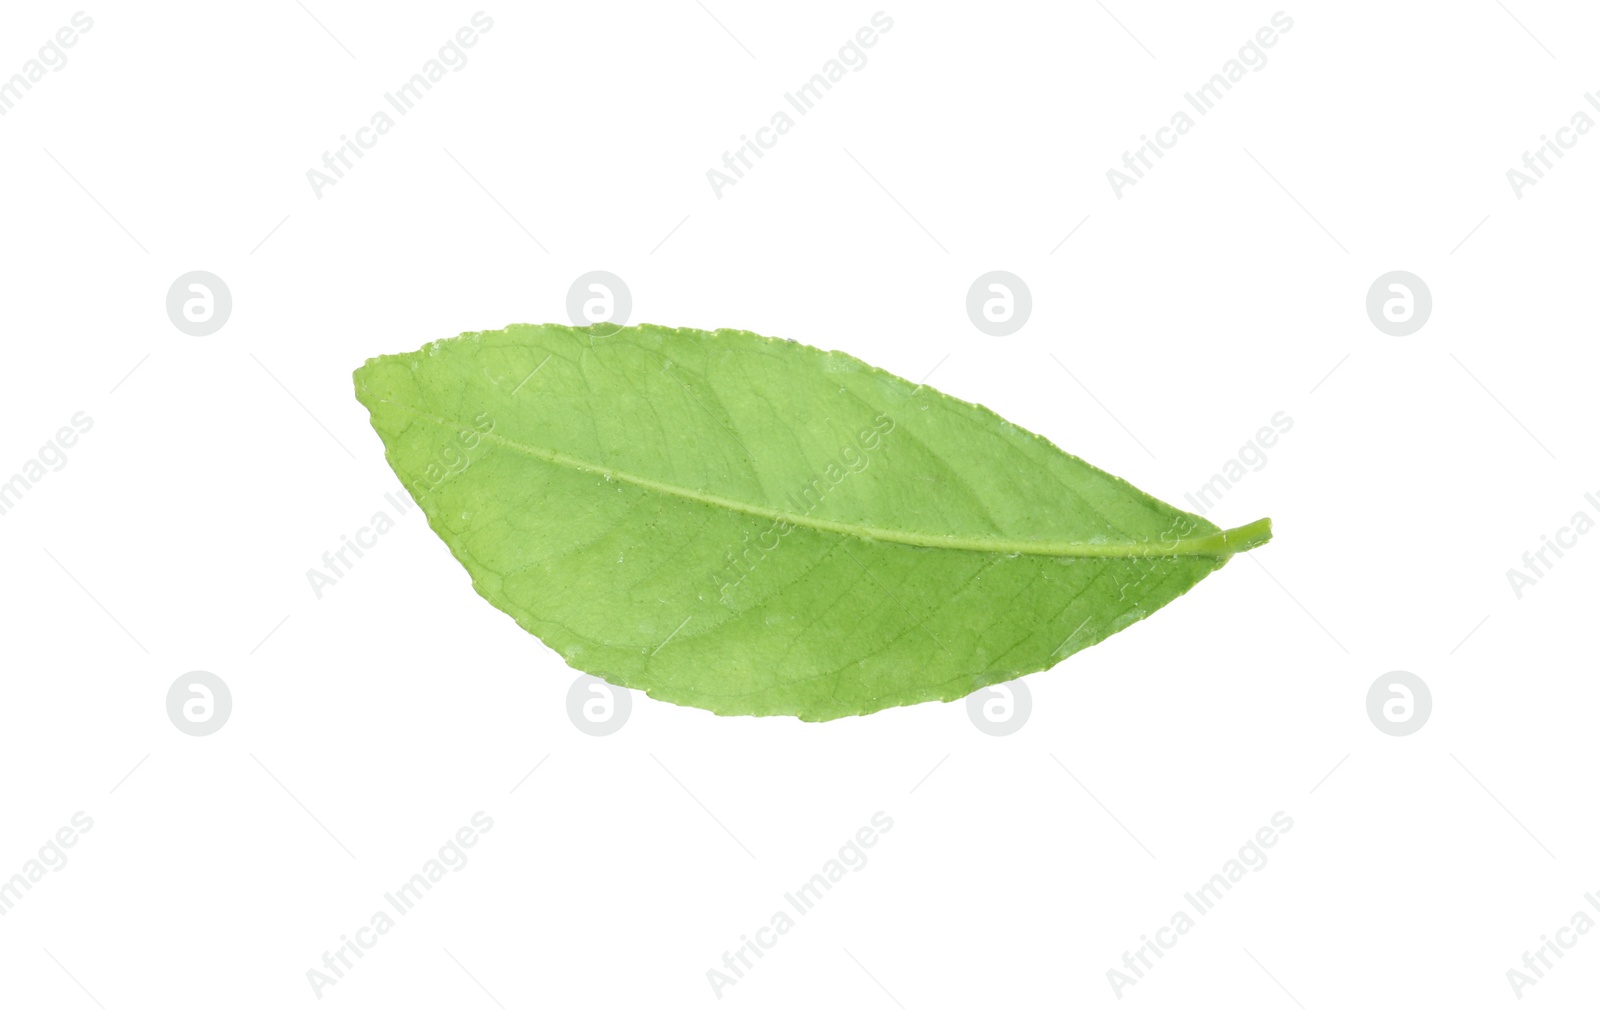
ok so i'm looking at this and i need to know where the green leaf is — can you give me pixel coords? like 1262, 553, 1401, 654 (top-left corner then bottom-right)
353, 324, 1271, 721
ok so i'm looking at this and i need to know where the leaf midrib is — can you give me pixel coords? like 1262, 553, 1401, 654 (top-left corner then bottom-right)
393, 402, 1269, 558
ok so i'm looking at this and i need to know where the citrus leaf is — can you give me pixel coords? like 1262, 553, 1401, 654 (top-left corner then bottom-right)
353, 324, 1271, 721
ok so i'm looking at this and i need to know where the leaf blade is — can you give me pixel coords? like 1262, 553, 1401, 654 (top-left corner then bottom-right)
354, 323, 1270, 720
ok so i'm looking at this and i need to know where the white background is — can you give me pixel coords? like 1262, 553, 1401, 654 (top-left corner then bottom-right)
1, 1, 1596, 1006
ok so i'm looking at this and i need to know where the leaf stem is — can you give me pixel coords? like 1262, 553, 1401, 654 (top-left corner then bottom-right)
1183, 517, 1274, 557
